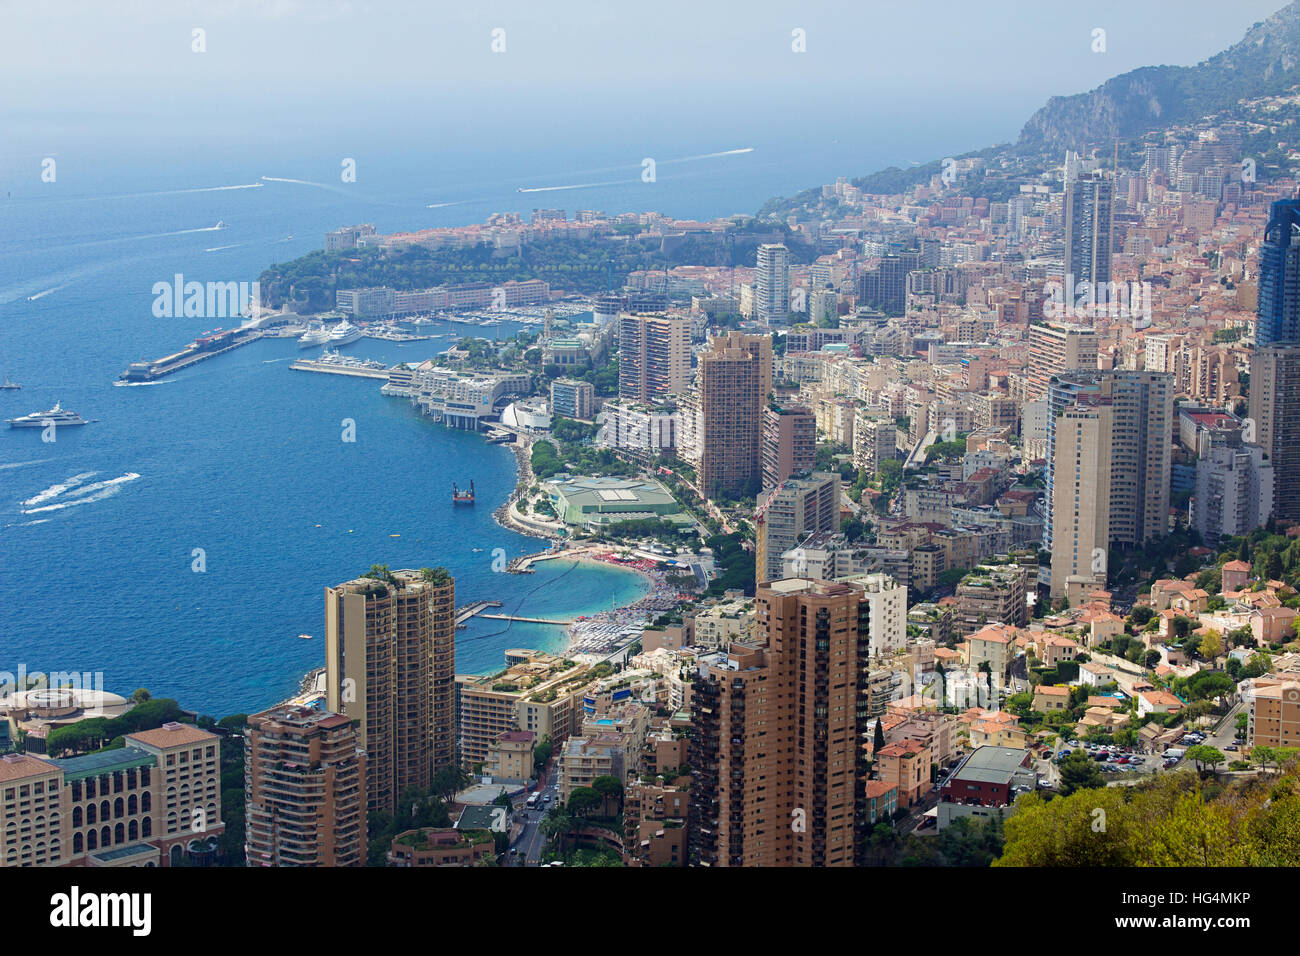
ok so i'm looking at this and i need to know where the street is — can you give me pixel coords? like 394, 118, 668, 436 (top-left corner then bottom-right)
509, 774, 560, 866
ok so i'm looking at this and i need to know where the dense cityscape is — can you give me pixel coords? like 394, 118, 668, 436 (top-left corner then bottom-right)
8, 2, 1300, 930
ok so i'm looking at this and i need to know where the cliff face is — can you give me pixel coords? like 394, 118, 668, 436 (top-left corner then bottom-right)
1017, 2, 1300, 154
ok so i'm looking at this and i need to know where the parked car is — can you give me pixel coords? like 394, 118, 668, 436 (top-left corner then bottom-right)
1226, 744, 1238, 752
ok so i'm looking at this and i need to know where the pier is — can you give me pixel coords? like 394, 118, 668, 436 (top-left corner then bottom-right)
507, 550, 561, 573
479, 613, 576, 626
120, 327, 265, 382
289, 359, 390, 379
455, 600, 503, 627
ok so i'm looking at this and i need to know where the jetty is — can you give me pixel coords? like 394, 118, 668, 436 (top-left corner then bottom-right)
479, 613, 576, 626
455, 600, 503, 627
120, 327, 264, 382
290, 358, 390, 379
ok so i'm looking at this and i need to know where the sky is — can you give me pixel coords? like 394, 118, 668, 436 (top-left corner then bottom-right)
0, 0, 1292, 168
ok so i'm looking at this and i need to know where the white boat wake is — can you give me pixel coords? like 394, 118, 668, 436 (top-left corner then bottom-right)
23, 472, 97, 506
21, 472, 140, 514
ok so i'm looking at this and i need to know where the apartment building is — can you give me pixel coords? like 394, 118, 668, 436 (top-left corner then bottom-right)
689, 578, 874, 867
456, 653, 594, 767
953, 564, 1029, 636
762, 404, 816, 487
244, 706, 367, 867
755, 471, 840, 585
1249, 681, 1300, 749
695, 332, 773, 498
325, 568, 456, 814
550, 378, 595, 420
618, 312, 691, 401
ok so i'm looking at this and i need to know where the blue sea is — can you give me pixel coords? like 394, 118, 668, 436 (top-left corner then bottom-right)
0, 135, 926, 717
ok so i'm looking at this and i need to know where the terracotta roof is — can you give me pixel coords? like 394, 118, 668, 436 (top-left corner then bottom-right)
126, 722, 218, 749
0, 753, 59, 783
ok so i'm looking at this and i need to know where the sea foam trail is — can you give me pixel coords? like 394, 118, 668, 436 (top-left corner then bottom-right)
23, 472, 97, 506
516, 179, 631, 193
0, 459, 52, 472
21, 473, 140, 514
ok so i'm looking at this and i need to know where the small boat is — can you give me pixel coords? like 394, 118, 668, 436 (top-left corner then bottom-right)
0, 378, 19, 390
452, 480, 475, 505
297, 633, 313, 640
214, 220, 227, 229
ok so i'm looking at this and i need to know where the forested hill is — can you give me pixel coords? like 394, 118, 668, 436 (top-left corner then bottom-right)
257, 226, 816, 314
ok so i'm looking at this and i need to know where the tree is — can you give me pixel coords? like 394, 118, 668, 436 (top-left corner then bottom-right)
873, 719, 887, 755
1057, 750, 1106, 796
533, 735, 553, 778
131, 688, 151, 704
1184, 744, 1226, 775
1128, 605, 1155, 628
1251, 745, 1276, 774
567, 786, 601, 818
1200, 629, 1223, 660
591, 775, 624, 816
432, 765, 471, 805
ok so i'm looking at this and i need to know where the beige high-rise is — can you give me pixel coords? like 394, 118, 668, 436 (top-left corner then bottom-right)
245, 706, 367, 866
1050, 400, 1113, 599
695, 332, 773, 498
618, 313, 691, 401
326, 568, 456, 813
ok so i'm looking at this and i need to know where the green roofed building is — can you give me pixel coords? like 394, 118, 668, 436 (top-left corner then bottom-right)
541, 476, 686, 531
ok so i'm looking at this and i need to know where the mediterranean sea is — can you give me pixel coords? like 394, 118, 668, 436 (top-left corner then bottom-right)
0, 135, 917, 716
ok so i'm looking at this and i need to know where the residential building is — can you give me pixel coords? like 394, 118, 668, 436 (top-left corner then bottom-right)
754, 243, 791, 324
695, 332, 773, 498
550, 378, 595, 420
762, 405, 816, 487
244, 706, 367, 867
689, 578, 875, 867
325, 568, 456, 814
755, 471, 840, 585
619, 312, 691, 401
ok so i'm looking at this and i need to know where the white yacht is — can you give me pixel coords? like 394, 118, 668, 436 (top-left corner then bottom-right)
327, 318, 363, 346
7, 402, 87, 428
298, 323, 331, 348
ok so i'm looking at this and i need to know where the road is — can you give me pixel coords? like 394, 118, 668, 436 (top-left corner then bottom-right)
509, 773, 560, 866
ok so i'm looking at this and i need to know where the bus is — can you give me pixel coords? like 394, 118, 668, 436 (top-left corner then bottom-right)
526, 792, 540, 810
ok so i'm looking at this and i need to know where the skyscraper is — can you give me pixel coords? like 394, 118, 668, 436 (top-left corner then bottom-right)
1250, 199, 1300, 522
618, 312, 692, 401
695, 332, 773, 498
688, 578, 872, 867
1043, 370, 1172, 553
1064, 170, 1115, 288
754, 243, 791, 324
325, 567, 456, 814
245, 705, 368, 867
1049, 399, 1113, 599
1248, 345, 1300, 522
1256, 199, 1300, 348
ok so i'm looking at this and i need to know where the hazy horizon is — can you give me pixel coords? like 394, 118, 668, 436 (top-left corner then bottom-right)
0, 0, 1290, 190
